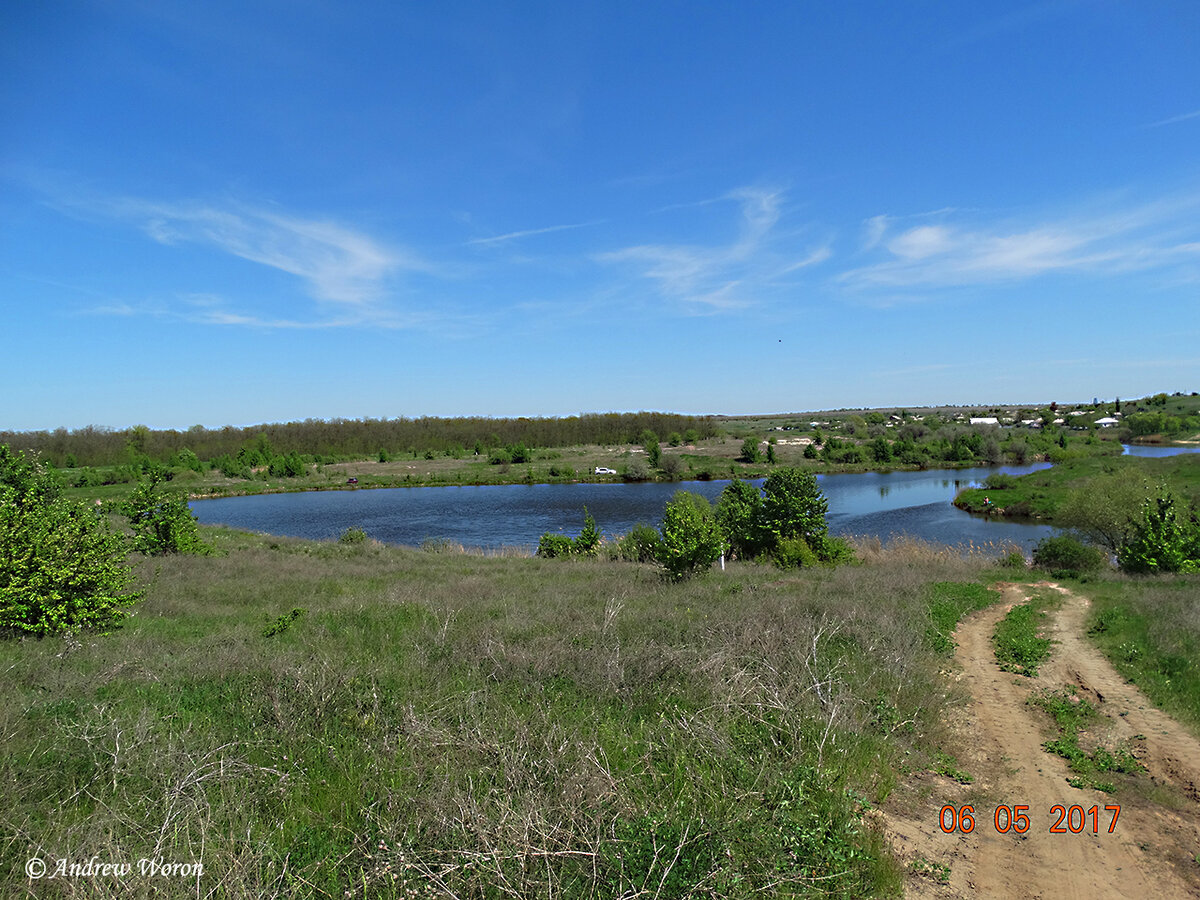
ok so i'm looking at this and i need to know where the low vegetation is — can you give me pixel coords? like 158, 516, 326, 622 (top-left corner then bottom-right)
992, 590, 1057, 676
0, 524, 1016, 898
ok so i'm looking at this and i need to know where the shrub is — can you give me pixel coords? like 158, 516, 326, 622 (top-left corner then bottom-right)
610, 524, 663, 563
1, 445, 141, 636
657, 491, 725, 581
1032, 535, 1105, 575
1117, 491, 1200, 574
739, 437, 761, 463
773, 537, 820, 569
574, 508, 601, 558
123, 477, 209, 555
339, 526, 368, 545
536, 533, 574, 558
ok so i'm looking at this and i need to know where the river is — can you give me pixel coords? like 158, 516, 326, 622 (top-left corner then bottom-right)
191, 462, 1063, 552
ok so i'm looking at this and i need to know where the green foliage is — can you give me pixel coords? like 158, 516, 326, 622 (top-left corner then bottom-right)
1030, 689, 1143, 790
263, 607, 306, 637
869, 436, 892, 463
0, 445, 141, 636
760, 467, 829, 553
992, 598, 1054, 676
1057, 472, 1153, 554
123, 477, 208, 556
536, 533, 575, 558
739, 437, 761, 463
773, 537, 820, 569
657, 491, 724, 580
574, 508, 601, 558
715, 479, 765, 560
338, 526, 367, 545
1118, 490, 1200, 574
537, 508, 602, 559
644, 436, 661, 469
609, 524, 663, 563
1032, 535, 1105, 576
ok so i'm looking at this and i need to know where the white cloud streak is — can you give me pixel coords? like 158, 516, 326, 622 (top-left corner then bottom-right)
1147, 109, 1200, 128
126, 200, 418, 307
598, 188, 829, 310
466, 221, 596, 246
840, 194, 1200, 291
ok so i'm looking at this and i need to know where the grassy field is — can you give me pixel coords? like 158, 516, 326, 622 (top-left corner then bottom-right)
953, 453, 1200, 519
1, 528, 1024, 899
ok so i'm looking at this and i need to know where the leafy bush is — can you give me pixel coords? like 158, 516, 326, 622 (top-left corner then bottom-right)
1, 445, 141, 636
773, 537, 820, 569
739, 437, 761, 463
609, 524, 663, 563
1032, 535, 1105, 575
657, 491, 724, 581
123, 477, 209, 555
1117, 491, 1200, 574
574, 508, 601, 558
536, 533, 575, 558
339, 526, 368, 545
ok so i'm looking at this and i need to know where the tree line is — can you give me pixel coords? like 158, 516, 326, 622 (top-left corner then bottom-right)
0, 412, 719, 469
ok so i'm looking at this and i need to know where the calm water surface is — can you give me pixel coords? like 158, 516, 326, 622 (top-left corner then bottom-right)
191, 463, 1059, 551
1122, 444, 1200, 457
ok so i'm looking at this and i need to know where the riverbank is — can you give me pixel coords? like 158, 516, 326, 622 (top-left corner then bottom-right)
953, 452, 1200, 521
62, 432, 1128, 506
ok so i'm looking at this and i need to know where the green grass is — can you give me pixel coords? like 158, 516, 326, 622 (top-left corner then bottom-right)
992, 590, 1057, 676
1082, 573, 1200, 734
0, 529, 1003, 898
925, 581, 998, 653
1028, 688, 1143, 793
954, 453, 1200, 519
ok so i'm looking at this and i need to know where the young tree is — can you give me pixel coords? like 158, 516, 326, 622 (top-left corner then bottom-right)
657, 491, 725, 580
716, 479, 765, 559
1117, 490, 1200, 574
1, 445, 141, 636
739, 437, 761, 463
759, 467, 829, 554
122, 474, 208, 555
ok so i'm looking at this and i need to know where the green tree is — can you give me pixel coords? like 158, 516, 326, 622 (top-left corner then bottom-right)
739, 437, 761, 463
1, 445, 140, 636
759, 467, 829, 554
1117, 490, 1200, 574
716, 479, 765, 559
122, 475, 208, 556
1057, 472, 1153, 555
658, 491, 725, 581
645, 436, 662, 469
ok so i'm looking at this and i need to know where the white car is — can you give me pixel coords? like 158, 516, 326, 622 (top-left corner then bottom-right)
594, 467, 617, 475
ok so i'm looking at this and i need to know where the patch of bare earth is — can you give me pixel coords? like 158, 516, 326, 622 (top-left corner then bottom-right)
881, 583, 1200, 899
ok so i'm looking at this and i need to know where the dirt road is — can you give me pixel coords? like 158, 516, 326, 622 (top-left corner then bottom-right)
884, 583, 1200, 898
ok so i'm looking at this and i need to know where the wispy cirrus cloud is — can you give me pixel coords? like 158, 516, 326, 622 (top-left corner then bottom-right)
840, 193, 1200, 292
124, 199, 420, 308
1147, 108, 1200, 128
597, 187, 830, 311
466, 220, 598, 247
38, 182, 429, 326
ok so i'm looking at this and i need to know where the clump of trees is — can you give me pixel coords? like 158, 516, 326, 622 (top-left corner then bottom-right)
658, 468, 853, 580
0, 445, 141, 636
1058, 477, 1200, 575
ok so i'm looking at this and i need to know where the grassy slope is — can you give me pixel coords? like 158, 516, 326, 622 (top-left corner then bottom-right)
0, 530, 1005, 899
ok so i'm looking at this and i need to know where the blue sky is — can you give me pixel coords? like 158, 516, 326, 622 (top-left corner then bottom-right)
2, 1, 1198, 431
